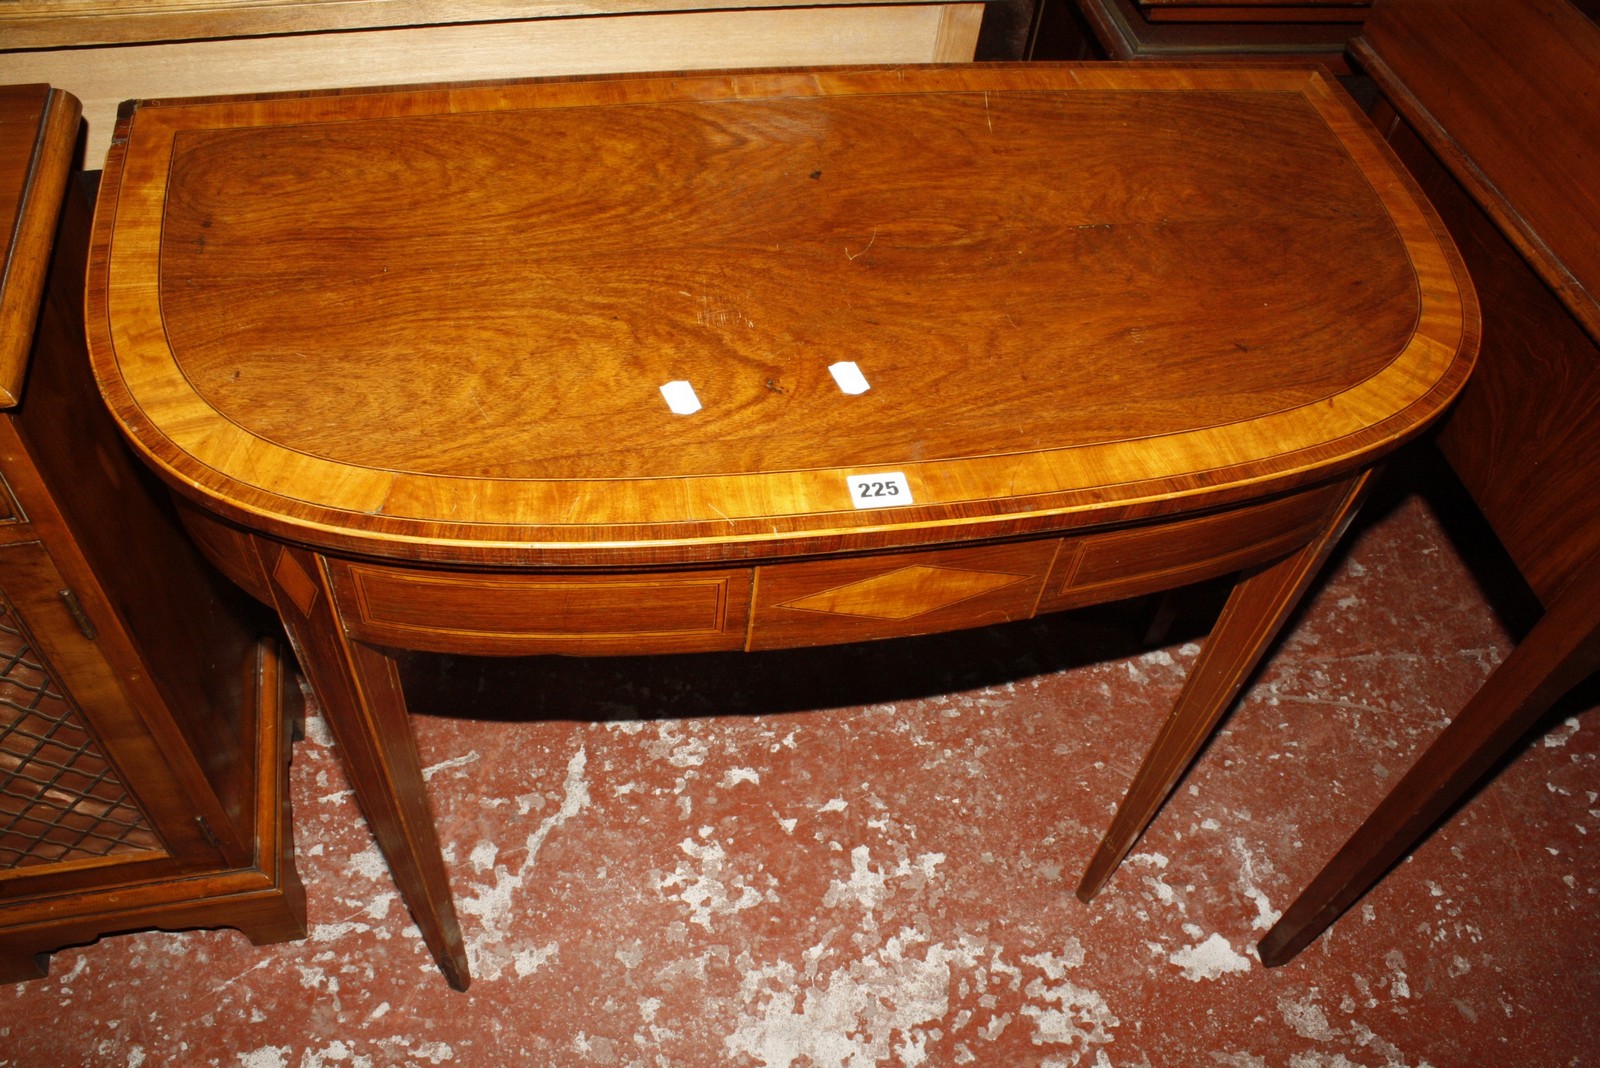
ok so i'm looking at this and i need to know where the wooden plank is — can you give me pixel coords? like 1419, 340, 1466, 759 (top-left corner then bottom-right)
0, 0, 973, 47
4, 4, 985, 167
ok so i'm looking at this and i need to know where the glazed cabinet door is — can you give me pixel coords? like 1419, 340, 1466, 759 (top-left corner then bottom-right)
0, 539, 223, 901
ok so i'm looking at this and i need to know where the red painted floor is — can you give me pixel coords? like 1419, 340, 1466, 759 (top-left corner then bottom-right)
3, 452, 1597, 1067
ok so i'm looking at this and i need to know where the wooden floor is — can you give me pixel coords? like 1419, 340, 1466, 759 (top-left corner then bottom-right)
3, 448, 1596, 1067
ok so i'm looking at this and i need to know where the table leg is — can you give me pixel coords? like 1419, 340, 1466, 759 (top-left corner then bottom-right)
1259, 555, 1600, 966
1077, 473, 1370, 902
265, 544, 472, 990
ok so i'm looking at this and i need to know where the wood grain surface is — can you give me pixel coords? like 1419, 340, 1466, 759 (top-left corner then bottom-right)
88, 65, 1475, 567
1355, 0, 1600, 342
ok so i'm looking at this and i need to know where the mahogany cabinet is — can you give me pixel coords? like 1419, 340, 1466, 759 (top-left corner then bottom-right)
0, 84, 304, 981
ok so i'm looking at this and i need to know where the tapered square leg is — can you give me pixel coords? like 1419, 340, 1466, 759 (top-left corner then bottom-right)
1260, 553, 1600, 966
266, 545, 471, 990
1078, 473, 1371, 901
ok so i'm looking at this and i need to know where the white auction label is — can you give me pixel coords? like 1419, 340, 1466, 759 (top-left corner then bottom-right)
846, 472, 913, 509
828, 360, 871, 395
659, 380, 702, 415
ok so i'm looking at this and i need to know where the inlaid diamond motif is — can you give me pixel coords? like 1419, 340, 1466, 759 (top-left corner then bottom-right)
779, 565, 1024, 621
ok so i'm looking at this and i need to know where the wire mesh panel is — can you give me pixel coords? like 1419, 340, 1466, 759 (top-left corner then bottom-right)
0, 593, 160, 869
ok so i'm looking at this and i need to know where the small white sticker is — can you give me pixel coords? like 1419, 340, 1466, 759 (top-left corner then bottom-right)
660, 380, 702, 415
847, 471, 913, 509
829, 361, 871, 395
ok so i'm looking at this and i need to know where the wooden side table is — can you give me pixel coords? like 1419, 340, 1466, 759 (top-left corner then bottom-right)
85, 65, 1477, 988
1260, 0, 1600, 966
0, 84, 304, 981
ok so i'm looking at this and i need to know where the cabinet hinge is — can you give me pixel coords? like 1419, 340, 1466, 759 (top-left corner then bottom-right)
57, 588, 97, 640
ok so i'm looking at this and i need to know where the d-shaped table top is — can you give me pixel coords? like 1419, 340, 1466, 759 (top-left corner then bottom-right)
89, 65, 1473, 566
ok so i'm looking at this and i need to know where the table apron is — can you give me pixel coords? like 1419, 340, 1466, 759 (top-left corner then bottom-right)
171, 479, 1352, 658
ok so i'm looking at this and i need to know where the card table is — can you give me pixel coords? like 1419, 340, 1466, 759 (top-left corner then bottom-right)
85, 65, 1477, 989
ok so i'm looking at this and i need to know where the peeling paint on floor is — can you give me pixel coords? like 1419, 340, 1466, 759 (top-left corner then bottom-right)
3, 475, 1598, 1067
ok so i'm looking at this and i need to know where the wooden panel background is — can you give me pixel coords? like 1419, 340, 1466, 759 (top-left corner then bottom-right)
2, 2, 985, 167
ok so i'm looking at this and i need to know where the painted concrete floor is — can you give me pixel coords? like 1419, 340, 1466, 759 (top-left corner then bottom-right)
3, 453, 1597, 1067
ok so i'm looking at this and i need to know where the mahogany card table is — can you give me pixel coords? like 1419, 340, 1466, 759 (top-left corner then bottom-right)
86, 65, 1477, 989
